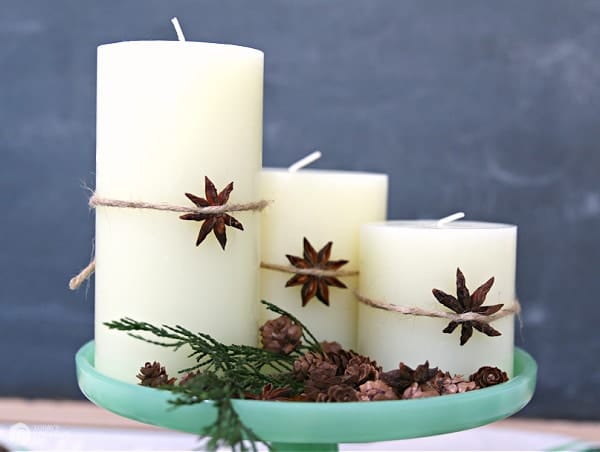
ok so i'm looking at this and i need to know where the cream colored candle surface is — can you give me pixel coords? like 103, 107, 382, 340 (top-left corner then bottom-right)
260, 168, 388, 349
95, 41, 263, 382
357, 221, 517, 376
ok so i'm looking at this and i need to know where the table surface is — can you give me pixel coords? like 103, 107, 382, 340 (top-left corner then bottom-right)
0, 398, 598, 443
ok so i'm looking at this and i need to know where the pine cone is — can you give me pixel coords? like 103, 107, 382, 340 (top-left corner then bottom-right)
434, 372, 478, 394
380, 361, 438, 396
358, 380, 398, 401
244, 383, 293, 401
293, 351, 325, 380
296, 348, 381, 399
320, 341, 343, 354
342, 355, 381, 386
260, 316, 302, 355
323, 384, 360, 402
307, 360, 339, 388
136, 361, 176, 387
401, 382, 440, 399
469, 366, 509, 388
303, 380, 327, 401
324, 349, 354, 374
300, 355, 343, 401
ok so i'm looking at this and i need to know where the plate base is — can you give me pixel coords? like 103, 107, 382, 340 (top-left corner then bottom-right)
76, 341, 536, 449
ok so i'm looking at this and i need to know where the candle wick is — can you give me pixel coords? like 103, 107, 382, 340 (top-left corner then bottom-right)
171, 17, 186, 42
288, 150, 322, 172
437, 212, 465, 227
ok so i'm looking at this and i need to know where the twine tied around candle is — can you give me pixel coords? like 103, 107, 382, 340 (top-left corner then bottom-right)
259, 262, 359, 278
88, 194, 270, 215
68, 193, 272, 291
354, 291, 521, 324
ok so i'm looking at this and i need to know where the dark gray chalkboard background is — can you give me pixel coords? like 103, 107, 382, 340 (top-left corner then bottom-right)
1, 0, 599, 420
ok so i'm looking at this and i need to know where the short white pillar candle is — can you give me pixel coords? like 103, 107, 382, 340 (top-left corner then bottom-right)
260, 168, 388, 349
357, 220, 517, 376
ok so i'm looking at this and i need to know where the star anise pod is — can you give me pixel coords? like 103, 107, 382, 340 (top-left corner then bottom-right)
180, 176, 244, 250
244, 383, 293, 401
285, 237, 349, 306
380, 361, 438, 396
432, 268, 504, 346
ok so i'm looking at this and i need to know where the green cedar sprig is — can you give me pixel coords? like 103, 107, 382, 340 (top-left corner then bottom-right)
104, 299, 323, 451
167, 371, 264, 452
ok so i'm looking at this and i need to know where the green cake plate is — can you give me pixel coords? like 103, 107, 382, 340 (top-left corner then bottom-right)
76, 341, 536, 451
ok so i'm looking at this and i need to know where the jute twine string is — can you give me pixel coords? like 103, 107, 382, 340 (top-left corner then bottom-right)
259, 262, 359, 278
71, 260, 358, 291
69, 260, 96, 291
354, 291, 521, 324
68, 193, 271, 291
89, 194, 271, 215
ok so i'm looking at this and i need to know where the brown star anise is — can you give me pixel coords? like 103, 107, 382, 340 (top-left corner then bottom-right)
179, 176, 243, 250
380, 361, 439, 395
432, 268, 503, 346
285, 238, 349, 306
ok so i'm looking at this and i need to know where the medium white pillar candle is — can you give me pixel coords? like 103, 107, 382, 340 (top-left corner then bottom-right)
260, 168, 388, 349
357, 220, 517, 376
95, 40, 263, 382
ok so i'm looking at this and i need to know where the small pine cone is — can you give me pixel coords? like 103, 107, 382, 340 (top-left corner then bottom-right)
179, 370, 200, 386
260, 316, 302, 355
303, 379, 340, 401
358, 380, 398, 401
303, 382, 319, 401
307, 360, 340, 388
244, 383, 293, 401
302, 360, 342, 401
320, 341, 343, 354
313, 391, 329, 402
304, 381, 327, 402
324, 349, 354, 375
136, 361, 176, 387
294, 351, 326, 380
470, 366, 509, 388
343, 355, 381, 386
325, 384, 360, 402
402, 382, 440, 400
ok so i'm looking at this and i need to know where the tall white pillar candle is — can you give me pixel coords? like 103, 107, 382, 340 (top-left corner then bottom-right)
357, 221, 517, 376
260, 169, 388, 349
95, 41, 263, 382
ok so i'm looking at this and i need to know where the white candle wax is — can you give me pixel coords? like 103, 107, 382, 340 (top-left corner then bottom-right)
260, 168, 388, 349
357, 220, 517, 376
95, 41, 263, 382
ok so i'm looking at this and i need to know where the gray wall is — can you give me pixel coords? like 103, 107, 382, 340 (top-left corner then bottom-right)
1, 0, 599, 420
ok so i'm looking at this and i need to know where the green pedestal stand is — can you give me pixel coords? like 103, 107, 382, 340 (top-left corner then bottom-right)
76, 341, 536, 451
